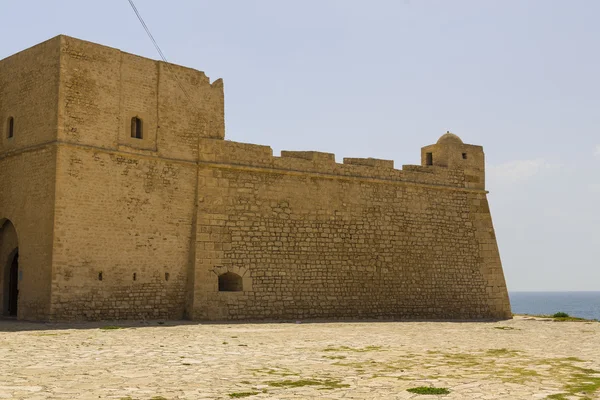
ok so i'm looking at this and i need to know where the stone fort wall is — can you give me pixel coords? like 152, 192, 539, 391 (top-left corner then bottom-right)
0, 36, 511, 321
189, 138, 509, 320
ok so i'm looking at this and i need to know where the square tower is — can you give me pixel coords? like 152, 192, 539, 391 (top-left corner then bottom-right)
0, 35, 225, 320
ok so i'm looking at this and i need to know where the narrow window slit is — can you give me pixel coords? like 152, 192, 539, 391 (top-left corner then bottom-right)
426, 152, 433, 166
98, 272, 103, 281
7, 117, 14, 138
131, 117, 143, 139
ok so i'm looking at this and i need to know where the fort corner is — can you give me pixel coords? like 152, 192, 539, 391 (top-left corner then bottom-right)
0, 36, 511, 321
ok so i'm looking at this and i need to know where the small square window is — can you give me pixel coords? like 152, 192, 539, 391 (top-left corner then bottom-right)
462, 153, 467, 159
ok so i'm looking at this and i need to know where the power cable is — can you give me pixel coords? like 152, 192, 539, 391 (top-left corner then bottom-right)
126, 0, 193, 102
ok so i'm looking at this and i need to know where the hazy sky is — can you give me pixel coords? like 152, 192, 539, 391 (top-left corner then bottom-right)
1, 1, 598, 291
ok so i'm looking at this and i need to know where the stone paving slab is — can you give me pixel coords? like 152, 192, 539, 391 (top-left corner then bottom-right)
0, 316, 599, 399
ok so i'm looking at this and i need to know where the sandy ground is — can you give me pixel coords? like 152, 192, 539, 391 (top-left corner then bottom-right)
0, 316, 599, 400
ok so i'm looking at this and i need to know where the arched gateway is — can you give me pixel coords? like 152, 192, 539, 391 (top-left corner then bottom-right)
0, 219, 19, 317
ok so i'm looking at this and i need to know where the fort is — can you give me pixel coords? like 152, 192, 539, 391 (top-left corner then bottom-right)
0, 36, 511, 322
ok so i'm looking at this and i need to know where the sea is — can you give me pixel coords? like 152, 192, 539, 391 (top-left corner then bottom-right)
509, 291, 600, 320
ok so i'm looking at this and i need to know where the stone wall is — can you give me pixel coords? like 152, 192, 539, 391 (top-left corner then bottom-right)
189, 139, 510, 320
50, 146, 196, 320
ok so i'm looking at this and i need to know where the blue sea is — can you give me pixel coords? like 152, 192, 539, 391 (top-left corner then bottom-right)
509, 291, 600, 320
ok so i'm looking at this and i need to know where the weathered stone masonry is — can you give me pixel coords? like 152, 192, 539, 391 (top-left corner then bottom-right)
0, 36, 511, 321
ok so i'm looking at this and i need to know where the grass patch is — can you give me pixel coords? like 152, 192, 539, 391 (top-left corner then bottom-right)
268, 378, 349, 389
494, 326, 518, 330
553, 316, 591, 322
564, 371, 600, 397
519, 313, 596, 322
228, 392, 259, 398
250, 367, 298, 377
324, 345, 599, 398
100, 326, 125, 330
560, 357, 585, 363
486, 348, 521, 356
407, 386, 450, 395
322, 355, 347, 360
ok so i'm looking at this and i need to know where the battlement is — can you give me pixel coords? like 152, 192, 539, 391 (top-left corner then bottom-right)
199, 134, 485, 190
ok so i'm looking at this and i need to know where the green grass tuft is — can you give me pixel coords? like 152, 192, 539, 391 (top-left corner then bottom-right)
553, 312, 569, 318
228, 392, 259, 398
546, 394, 569, 400
407, 386, 450, 395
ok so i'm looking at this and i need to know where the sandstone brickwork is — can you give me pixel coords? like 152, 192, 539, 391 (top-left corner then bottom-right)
0, 36, 511, 321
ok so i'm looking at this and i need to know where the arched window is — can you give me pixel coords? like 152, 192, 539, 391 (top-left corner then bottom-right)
218, 272, 243, 292
7, 117, 14, 139
131, 117, 143, 139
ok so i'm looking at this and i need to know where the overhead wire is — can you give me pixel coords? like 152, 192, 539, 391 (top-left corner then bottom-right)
125, 0, 193, 102
125, 0, 205, 254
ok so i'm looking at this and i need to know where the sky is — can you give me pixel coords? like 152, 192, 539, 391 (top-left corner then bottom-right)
1, 0, 598, 292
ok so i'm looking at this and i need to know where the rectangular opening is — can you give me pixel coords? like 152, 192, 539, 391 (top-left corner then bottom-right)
7, 117, 14, 139
462, 153, 467, 159
131, 117, 143, 139
426, 152, 433, 166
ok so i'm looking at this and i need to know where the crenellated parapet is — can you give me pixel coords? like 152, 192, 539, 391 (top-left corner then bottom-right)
198, 131, 485, 191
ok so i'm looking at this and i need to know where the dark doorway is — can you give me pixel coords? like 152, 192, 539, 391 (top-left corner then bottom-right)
7, 252, 18, 316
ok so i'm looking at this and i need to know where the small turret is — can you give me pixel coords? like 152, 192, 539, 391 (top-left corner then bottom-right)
421, 131, 485, 189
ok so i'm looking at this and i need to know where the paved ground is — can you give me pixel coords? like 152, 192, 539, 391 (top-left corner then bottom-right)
0, 316, 599, 400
